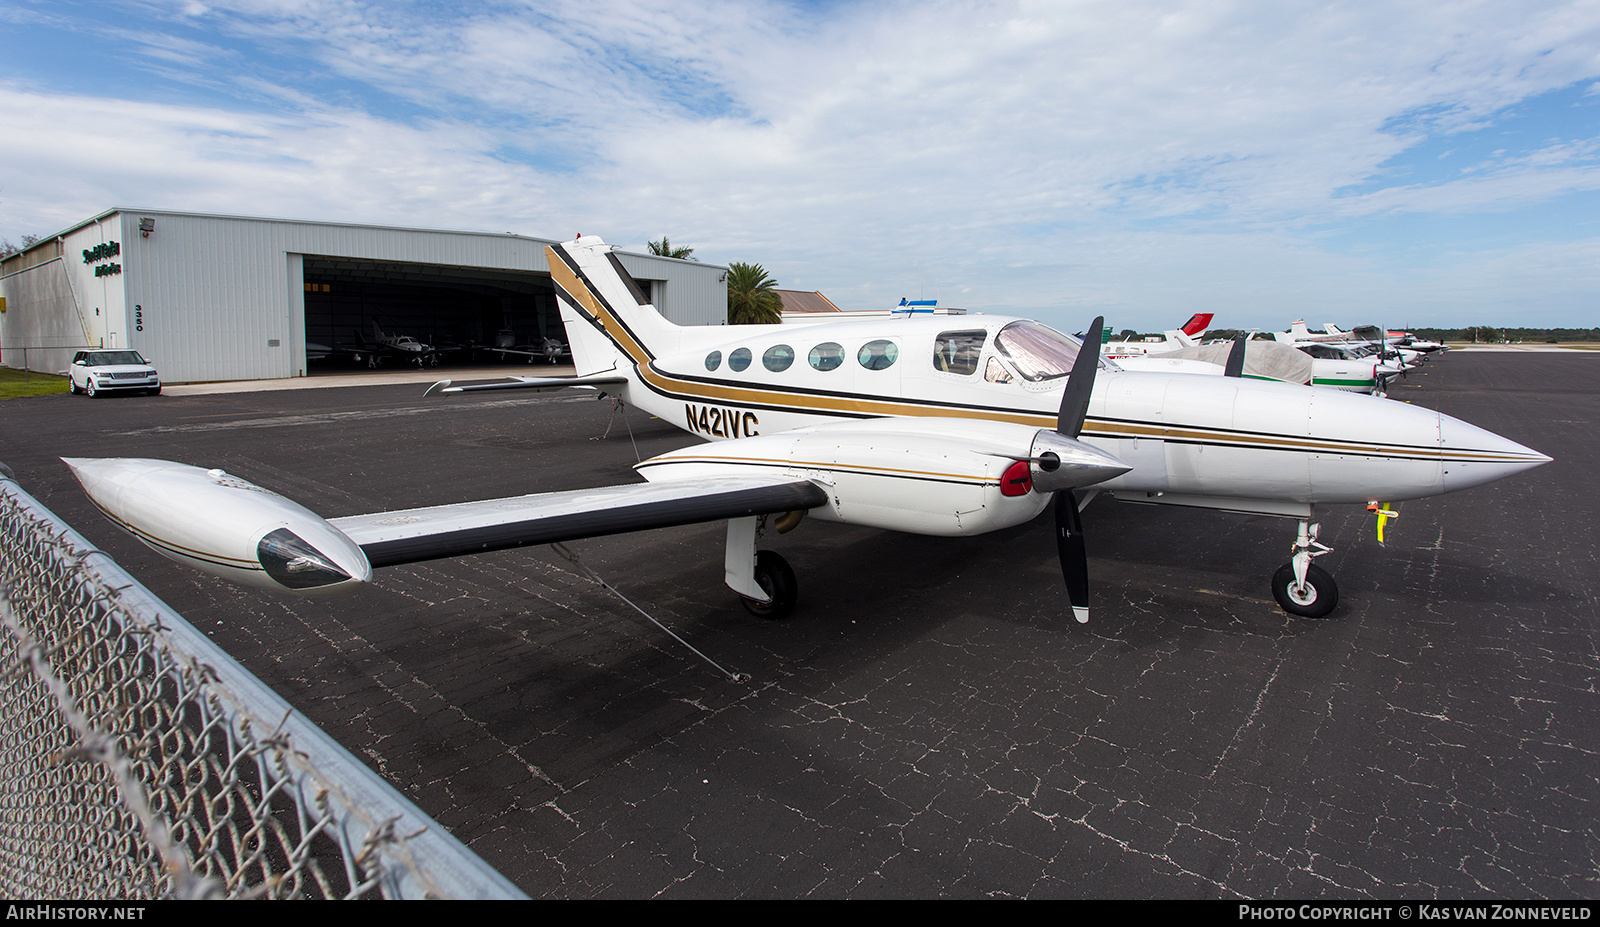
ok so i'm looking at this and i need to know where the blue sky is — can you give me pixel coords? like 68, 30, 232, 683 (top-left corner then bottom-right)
3, 0, 1599, 331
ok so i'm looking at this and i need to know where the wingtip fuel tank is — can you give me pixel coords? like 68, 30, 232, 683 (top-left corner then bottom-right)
63, 457, 371, 595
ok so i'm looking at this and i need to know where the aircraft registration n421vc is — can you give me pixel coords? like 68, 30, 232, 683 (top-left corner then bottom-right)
66, 235, 1549, 625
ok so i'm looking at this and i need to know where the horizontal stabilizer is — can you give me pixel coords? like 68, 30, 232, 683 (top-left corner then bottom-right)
429, 371, 628, 395
335, 477, 828, 568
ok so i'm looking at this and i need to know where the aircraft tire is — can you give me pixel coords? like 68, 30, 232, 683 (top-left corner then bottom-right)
741, 550, 797, 620
1272, 562, 1338, 618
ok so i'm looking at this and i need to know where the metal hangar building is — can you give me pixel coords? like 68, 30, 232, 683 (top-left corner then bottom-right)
0, 208, 728, 384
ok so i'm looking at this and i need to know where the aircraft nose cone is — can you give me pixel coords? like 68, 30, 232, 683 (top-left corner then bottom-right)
1438, 415, 1551, 493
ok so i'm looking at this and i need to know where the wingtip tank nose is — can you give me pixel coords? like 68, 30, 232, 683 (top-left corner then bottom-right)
64, 457, 372, 594
60, 456, 96, 478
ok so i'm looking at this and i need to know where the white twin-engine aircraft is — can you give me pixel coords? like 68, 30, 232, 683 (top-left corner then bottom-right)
66, 236, 1549, 625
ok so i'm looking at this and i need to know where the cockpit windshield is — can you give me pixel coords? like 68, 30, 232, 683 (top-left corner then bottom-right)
993, 320, 1086, 381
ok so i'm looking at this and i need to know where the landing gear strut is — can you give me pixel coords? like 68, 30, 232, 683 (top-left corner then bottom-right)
1272, 516, 1338, 618
725, 516, 799, 619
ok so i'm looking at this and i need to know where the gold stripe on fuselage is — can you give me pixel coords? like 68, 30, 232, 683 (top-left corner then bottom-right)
644, 363, 1047, 426
640, 369, 1534, 464
638, 454, 996, 486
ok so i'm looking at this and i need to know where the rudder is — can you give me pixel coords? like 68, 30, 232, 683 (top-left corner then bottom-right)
545, 235, 682, 377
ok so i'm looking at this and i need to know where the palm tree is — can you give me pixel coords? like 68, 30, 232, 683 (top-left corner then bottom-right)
726, 262, 782, 325
647, 237, 696, 260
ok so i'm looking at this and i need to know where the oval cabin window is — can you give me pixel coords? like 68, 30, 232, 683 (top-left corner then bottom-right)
809, 343, 845, 371
858, 340, 899, 370
763, 345, 796, 372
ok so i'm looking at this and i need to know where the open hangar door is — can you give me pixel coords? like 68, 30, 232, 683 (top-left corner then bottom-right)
301, 257, 562, 370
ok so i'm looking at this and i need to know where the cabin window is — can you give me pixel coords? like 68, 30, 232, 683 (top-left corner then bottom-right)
705, 350, 722, 371
858, 340, 898, 370
808, 342, 845, 371
993, 320, 1084, 382
763, 344, 796, 372
933, 330, 987, 376
729, 347, 752, 371
984, 356, 1014, 384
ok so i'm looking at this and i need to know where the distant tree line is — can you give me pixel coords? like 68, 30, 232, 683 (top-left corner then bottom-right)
1410, 327, 1600, 343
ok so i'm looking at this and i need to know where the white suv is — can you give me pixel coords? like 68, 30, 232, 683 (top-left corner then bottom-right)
69, 350, 161, 397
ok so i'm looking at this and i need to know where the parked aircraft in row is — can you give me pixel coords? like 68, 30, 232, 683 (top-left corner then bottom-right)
1324, 323, 1446, 356
1107, 317, 1407, 396
1101, 313, 1213, 358
66, 237, 1547, 626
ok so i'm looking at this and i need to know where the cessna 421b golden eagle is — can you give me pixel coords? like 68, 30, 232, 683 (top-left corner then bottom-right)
66, 235, 1548, 623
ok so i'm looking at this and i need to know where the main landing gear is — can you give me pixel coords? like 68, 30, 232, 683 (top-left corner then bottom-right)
1271, 516, 1338, 618
725, 515, 800, 619
742, 550, 798, 619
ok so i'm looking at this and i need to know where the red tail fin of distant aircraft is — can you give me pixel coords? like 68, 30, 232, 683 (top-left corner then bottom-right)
1180, 313, 1214, 337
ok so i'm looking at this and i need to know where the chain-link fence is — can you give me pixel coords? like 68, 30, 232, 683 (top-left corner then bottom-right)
0, 464, 526, 899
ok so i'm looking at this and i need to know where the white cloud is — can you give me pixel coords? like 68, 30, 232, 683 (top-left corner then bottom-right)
3, 0, 1600, 327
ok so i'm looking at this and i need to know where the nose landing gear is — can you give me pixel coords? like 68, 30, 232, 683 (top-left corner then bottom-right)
1272, 517, 1338, 618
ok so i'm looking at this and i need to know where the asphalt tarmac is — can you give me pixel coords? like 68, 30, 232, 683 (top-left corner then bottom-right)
0, 353, 1593, 899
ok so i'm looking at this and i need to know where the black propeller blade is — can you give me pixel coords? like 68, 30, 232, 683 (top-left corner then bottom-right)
1057, 316, 1104, 437
1055, 491, 1089, 624
1224, 333, 1247, 378
1055, 315, 1103, 623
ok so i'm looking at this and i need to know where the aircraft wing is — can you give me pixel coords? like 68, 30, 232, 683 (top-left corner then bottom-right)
480, 344, 557, 357
335, 476, 827, 568
62, 457, 828, 594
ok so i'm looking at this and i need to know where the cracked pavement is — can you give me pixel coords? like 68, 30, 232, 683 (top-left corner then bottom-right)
1, 353, 1592, 898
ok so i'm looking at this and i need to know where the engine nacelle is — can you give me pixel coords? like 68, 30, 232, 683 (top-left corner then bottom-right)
63, 457, 371, 595
636, 418, 1127, 537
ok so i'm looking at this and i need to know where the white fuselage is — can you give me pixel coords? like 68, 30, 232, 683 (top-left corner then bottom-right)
582, 315, 1541, 512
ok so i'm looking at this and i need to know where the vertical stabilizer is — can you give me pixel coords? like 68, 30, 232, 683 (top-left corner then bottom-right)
1167, 313, 1213, 347
546, 236, 683, 377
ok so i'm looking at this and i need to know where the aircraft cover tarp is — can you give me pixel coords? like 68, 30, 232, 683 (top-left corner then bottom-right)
1163, 342, 1313, 384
